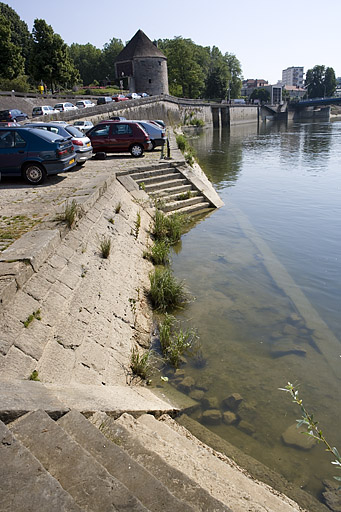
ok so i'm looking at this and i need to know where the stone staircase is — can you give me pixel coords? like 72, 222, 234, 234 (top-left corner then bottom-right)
1, 407, 312, 512
1, 409, 230, 512
117, 163, 212, 216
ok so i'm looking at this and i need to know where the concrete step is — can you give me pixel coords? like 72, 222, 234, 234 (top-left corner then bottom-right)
0, 420, 83, 512
57, 410, 186, 512
8, 410, 149, 512
130, 168, 178, 181
161, 189, 200, 203
149, 183, 193, 197
91, 412, 228, 512
135, 172, 183, 187
136, 414, 302, 512
144, 178, 188, 193
164, 201, 212, 216
162, 196, 206, 213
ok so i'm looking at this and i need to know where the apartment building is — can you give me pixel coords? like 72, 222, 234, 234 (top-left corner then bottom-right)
282, 67, 304, 87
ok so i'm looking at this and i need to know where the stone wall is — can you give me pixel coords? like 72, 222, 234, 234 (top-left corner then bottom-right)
133, 58, 169, 96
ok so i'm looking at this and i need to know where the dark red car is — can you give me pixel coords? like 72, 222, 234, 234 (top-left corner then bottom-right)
87, 121, 152, 157
112, 95, 129, 102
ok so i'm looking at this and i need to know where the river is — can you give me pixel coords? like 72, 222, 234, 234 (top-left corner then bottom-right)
169, 120, 341, 502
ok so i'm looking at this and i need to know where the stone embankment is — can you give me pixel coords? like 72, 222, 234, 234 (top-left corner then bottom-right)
0, 132, 321, 511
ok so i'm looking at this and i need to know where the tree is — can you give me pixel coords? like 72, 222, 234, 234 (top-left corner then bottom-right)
250, 88, 270, 103
69, 43, 102, 86
224, 53, 242, 99
100, 37, 124, 83
158, 37, 206, 98
305, 65, 336, 98
205, 46, 230, 100
324, 67, 337, 97
0, 3, 31, 72
30, 19, 80, 91
0, 14, 24, 79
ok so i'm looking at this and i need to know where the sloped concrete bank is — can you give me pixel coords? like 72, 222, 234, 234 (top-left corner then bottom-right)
0, 137, 322, 510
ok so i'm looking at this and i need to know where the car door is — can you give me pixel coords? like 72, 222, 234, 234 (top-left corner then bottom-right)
0, 130, 27, 176
110, 123, 133, 151
88, 124, 111, 151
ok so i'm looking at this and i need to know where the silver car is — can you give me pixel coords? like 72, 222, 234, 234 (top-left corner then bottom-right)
73, 120, 94, 133
131, 120, 166, 150
23, 122, 93, 165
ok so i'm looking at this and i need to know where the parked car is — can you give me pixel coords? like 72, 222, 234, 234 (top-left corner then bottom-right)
73, 120, 94, 133
23, 122, 93, 165
131, 120, 166, 150
112, 95, 129, 102
97, 97, 113, 105
54, 102, 78, 112
0, 109, 29, 122
75, 100, 95, 108
0, 121, 19, 127
125, 93, 141, 100
87, 120, 152, 157
137, 93, 149, 98
0, 126, 76, 184
110, 116, 126, 121
150, 119, 166, 129
32, 106, 59, 117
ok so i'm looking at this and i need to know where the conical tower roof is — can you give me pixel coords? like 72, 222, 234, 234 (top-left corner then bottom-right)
115, 29, 166, 62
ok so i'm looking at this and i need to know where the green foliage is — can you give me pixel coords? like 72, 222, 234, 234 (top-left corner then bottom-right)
144, 239, 170, 265
58, 200, 80, 228
250, 88, 270, 103
176, 133, 197, 166
176, 134, 187, 151
130, 346, 152, 380
0, 13, 24, 79
69, 43, 103, 86
0, 3, 31, 73
133, 211, 141, 239
115, 202, 121, 214
280, 382, 341, 482
99, 236, 111, 258
29, 370, 40, 381
189, 118, 205, 127
23, 309, 41, 328
149, 267, 188, 312
30, 19, 80, 91
0, 75, 30, 92
305, 65, 337, 98
152, 210, 187, 245
158, 314, 198, 368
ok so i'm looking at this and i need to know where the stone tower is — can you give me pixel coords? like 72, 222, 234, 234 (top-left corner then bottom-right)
115, 29, 169, 96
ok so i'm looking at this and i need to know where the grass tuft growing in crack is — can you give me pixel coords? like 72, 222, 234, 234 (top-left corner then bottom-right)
149, 267, 189, 312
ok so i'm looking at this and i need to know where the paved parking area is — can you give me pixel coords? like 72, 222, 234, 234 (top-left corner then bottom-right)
0, 150, 164, 252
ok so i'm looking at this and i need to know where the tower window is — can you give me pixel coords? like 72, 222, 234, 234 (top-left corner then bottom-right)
149, 79, 152, 83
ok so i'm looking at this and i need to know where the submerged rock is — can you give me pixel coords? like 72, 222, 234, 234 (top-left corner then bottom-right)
322, 479, 341, 512
270, 338, 307, 358
281, 423, 316, 450
189, 389, 205, 402
177, 376, 195, 393
222, 411, 238, 425
238, 420, 256, 436
222, 393, 243, 411
201, 396, 220, 410
201, 409, 222, 425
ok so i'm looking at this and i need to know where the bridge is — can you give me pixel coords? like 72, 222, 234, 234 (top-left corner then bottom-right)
292, 96, 341, 108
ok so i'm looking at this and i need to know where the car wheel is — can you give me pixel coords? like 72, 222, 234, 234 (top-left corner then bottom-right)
95, 152, 107, 160
150, 140, 156, 151
130, 144, 143, 157
22, 163, 46, 185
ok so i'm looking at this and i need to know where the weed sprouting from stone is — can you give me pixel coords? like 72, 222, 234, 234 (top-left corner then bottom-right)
152, 210, 187, 245
139, 182, 146, 191
144, 239, 170, 265
23, 309, 41, 328
133, 211, 141, 239
58, 200, 81, 228
149, 267, 189, 312
158, 314, 199, 368
108, 217, 115, 225
115, 202, 122, 214
130, 345, 152, 380
99, 236, 111, 258
29, 370, 40, 381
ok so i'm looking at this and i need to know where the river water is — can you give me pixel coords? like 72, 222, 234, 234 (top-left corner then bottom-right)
169, 120, 341, 501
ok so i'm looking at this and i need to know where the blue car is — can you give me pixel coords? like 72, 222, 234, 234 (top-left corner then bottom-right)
0, 126, 76, 185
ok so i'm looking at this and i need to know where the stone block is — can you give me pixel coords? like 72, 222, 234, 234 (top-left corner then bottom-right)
0, 229, 61, 272
201, 409, 222, 425
222, 393, 243, 412
0, 277, 17, 307
281, 423, 316, 450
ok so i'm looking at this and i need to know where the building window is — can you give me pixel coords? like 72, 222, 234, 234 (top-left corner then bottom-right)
149, 79, 152, 83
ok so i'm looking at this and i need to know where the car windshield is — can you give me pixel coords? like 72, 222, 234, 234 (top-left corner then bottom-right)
65, 126, 85, 137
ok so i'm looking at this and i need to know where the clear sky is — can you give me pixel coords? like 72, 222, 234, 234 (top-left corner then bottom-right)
5, 0, 341, 84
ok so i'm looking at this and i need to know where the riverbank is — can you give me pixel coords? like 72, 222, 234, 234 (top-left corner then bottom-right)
0, 132, 318, 511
